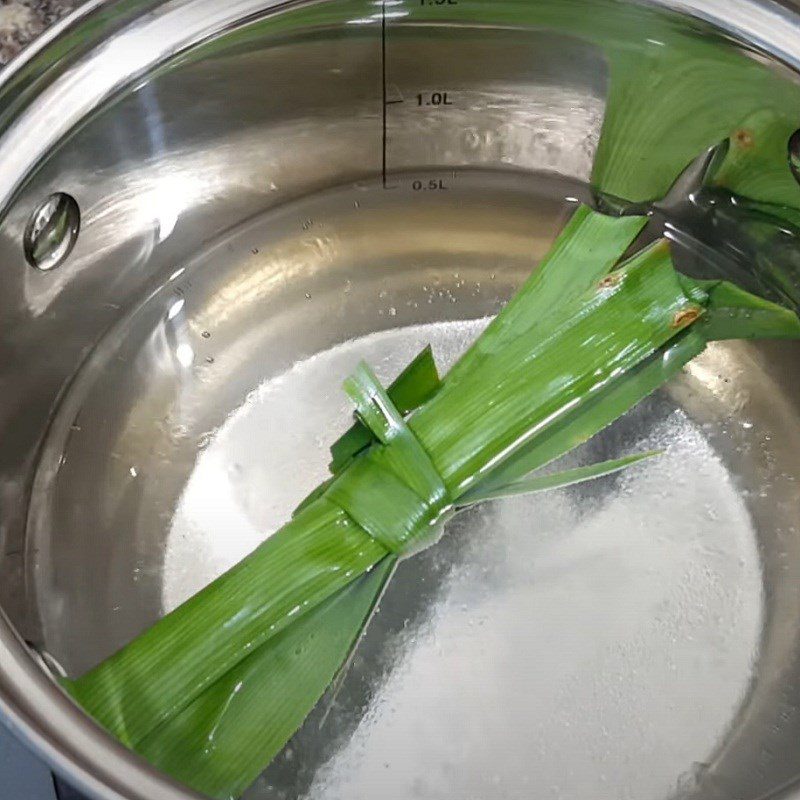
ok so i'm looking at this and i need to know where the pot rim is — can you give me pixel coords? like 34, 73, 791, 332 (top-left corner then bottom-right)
1, 1, 800, 799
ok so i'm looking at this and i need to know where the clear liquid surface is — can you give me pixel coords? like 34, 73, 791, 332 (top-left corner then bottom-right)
199, 322, 762, 800
25, 169, 800, 800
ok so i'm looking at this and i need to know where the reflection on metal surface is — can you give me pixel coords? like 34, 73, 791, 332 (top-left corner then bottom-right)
23, 193, 80, 271
0, 0, 798, 221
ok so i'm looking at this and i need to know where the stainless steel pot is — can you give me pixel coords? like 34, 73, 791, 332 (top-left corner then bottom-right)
3, 1, 800, 798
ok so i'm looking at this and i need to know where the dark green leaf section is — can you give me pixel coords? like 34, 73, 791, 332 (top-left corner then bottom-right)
593, 46, 800, 209
707, 110, 800, 222
413, 240, 702, 497
64, 501, 388, 747
137, 558, 396, 800
459, 329, 708, 502
681, 276, 800, 341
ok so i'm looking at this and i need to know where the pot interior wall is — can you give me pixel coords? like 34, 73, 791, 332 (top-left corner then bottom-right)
1, 1, 800, 799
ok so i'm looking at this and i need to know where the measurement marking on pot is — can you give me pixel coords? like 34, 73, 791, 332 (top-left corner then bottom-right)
413, 179, 449, 192
381, 1, 394, 189
417, 92, 454, 107
381, 1, 458, 193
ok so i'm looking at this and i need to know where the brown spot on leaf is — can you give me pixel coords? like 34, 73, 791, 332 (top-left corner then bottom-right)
598, 273, 622, 290
733, 129, 755, 149
672, 306, 703, 329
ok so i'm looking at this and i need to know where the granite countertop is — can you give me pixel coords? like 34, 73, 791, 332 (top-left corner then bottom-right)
0, 0, 85, 66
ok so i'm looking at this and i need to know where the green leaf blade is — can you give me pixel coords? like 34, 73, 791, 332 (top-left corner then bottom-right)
413, 239, 700, 497
593, 47, 800, 206
329, 346, 440, 474
461, 451, 661, 505
137, 558, 396, 800
467, 329, 707, 497
682, 276, 800, 341
446, 207, 648, 385
708, 110, 800, 216
65, 500, 388, 747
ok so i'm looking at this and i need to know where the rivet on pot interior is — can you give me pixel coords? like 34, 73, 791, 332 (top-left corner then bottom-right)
23, 192, 81, 271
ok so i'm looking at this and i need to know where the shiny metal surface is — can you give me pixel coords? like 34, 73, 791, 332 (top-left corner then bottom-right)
1, 1, 800, 799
